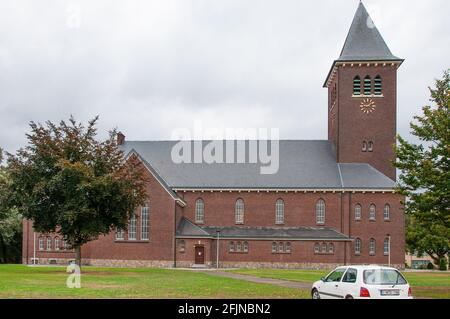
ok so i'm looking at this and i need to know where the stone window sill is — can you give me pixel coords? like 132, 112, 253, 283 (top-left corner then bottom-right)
229, 251, 248, 254
314, 252, 334, 255
352, 94, 384, 98
115, 240, 150, 243
272, 252, 292, 255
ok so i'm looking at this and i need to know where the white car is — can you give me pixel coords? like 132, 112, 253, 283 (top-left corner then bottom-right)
311, 265, 413, 299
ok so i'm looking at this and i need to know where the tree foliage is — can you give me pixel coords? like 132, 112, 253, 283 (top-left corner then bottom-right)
5, 117, 146, 266
394, 70, 450, 267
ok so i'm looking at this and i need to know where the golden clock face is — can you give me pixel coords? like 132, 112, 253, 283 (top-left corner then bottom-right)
360, 98, 376, 114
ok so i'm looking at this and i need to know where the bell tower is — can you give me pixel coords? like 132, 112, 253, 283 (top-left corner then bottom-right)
324, 2, 403, 181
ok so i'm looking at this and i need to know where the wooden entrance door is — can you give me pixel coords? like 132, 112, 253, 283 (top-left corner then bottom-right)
194, 246, 205, 264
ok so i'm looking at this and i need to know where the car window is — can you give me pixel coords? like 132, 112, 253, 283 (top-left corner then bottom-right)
325, 268, 346, 282
363, 269, 407, 285
342, 268, 357, 283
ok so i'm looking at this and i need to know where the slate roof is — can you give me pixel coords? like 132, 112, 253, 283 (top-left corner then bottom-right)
176, 218, 351, 241
121, 140, 395, 190
338, 2, 402, 62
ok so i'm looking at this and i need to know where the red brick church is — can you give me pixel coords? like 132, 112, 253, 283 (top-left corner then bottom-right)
22, 3, 406, 269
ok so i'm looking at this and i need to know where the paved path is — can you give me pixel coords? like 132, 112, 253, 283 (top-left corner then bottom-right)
200, 270, 312, 290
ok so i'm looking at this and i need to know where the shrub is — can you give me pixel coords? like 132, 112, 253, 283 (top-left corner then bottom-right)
426, 262, 434, 270
439, 258, 448, 271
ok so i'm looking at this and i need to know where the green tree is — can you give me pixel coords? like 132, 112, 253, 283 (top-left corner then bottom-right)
5, 117, 146, 267
394, 70, 450, 268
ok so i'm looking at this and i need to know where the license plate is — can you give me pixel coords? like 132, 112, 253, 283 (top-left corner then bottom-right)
380, 290, 400, 296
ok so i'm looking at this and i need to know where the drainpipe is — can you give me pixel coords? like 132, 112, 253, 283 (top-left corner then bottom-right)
33, 230, 36, 265
216, 230, 220, 269
387, 234, 391, 267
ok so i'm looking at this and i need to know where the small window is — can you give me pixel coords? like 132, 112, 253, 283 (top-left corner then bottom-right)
364, 75, 372, 95
316, 199, 326, 225
328, 243, 334, 254
369, 238, 376, 255
342, 268, 358, 283
384, 204, 390, 221
368, 141, 374, 152
374, 75, 382, 95
275, 199, 285, 225
314, 243, 320, 254
236, 241, 242, 252
355, 204, 362, 220
195, 199, 205, 224
229, 241, 235, 252
369, 204, 376, 221
128, 214, 137, 240
355, 238, 361, 255
321, 242, 327, 253
271, 242, 277, 253
243, 241, 249, 253
362, 141, 368, 152
235, 199, 245, 224
38, 237, 44, 251
353, 76, 361, 95
285, 242, 292, 253
54, 237, 60, 251
179, 240, 186, 253
384, 238, 390, 256
116, 228, 124, 240
46, 237, 52, 251
278, 242, 284, 253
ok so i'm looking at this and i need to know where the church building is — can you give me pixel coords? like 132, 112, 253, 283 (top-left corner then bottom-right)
22, 3, 405, 269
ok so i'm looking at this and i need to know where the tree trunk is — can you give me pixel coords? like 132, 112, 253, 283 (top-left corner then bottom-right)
75, 245, 82, 269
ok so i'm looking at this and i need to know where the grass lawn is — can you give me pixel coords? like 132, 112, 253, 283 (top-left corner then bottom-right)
228, 269, 450, 299
0, 264, 309, 299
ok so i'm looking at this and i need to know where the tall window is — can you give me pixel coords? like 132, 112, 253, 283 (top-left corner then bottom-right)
38, 237, 44, 251
362, 141, 368, 152
369, 238, 376, 255
355, 204, 362, 220
364, 75, 372, 95
278, 242, 284, 253
46, 237, 52, 251
195, 199, 205, 224
116, 228, 124, 240
353, 76, 361, 95
355, 238, 361, 255
141, 203, 149, 240
275, 199, 285, 225
384, 238, 390, 256
328, 243, 334, 254
368, 141, 374, 152
235, 199, 245, 224
54, 237, 60, 251
369, 204, 376, 221
243, 241, 249, 253
374, 75, 382, 95
236, 242, 242, 252
321, 242, 327, 253
314, 243, 320, 254
316, 199, 326, 225
229, 241, 235, 252
286, 242, 292, 253
271, 242, 277, 253
128, 213, 137, 240
179, 240, 186, 253
384, 204, 390, 221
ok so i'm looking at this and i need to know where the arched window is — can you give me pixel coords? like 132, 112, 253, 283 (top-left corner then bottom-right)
278, 242, 284, 253
364, 75, 372, 95
355, 238, 361, 255
384, 204, 390, 221
179, 240, 186, 253
236, 241, 242, 252
54, 237, 60, 251
235, 199, 245, 224
243, 241, 249, 253
321, 242, 327, 253
328, 243, 334, 254
384, 238, 390, 256
195, 199, 205, 224
362, 141, 368, 152
141, 202, 149, 240
38, 237, 44, 251
128, 213, 137, 240
355, 204, 362, 220
369, 204, 376, 221
46, 237, 52, 251
368, 141, 374, 152
316, 199, 326, 225
353, 76, 361, 95
369, 238, 376, 255
229, 241, 235, 252
286, 242, 292, 253
116, 228, 124, 240
275, 199, 285, 225
374, 75, 382, 95
271, 242, 277, 253
314, 243, 320, 254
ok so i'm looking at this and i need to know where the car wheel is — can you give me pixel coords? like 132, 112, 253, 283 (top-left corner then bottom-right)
312, 288, 320, 299
345, 295, 354, 299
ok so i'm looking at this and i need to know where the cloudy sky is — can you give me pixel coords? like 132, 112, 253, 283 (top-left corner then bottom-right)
0, 0, 448, 153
